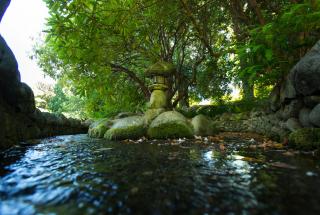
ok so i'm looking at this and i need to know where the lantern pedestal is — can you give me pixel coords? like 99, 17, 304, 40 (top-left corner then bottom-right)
149, 83, 168, 109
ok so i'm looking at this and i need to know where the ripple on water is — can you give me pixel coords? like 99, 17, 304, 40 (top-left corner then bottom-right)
0, 134, 320, 214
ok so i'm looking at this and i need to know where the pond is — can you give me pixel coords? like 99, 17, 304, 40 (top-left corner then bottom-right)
0, 134, 320, 215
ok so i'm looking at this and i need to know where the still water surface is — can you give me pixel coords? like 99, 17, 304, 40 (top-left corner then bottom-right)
0, 134, 320, 214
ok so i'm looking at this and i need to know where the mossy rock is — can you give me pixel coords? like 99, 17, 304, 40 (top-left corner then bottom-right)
88, 118, 114, 138
191, 114, 218, 136
144, 108, 166, 124
148, 111, 194, 139
104, 116, 146, 140
288, 128, 320, 150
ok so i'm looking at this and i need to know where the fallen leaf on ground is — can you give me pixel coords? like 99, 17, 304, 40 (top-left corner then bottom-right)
240, 156, 263, 163
270, 162, 297, 170
283, 151, 295, 156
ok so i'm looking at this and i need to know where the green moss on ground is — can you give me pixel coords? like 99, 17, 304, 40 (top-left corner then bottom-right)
288, 128, 320, 150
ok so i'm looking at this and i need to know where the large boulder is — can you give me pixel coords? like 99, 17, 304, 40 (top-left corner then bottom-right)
15, 83, 36, 113
191, 114, 218, 136
289, 128, 320, 150
148, 111, 193, 139
143, 108, 166, 124
285, 118, 302, 132
88, 118, 114, 138
304, 96, 320, 108
0, 35, 21, 105
280, 99, 303, 120
280, 72, 296, 103
269, 84, 281, 112
309, 104, 320, 127
294, 40, 320, 96
299, 108, 313, 128
0, 35, 19, 83
104, 116, 146, 140
114, 112, 136, 119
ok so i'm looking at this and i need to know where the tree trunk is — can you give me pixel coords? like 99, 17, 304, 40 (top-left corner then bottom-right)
178, 87, 189, 108
242, 75, 254, 100
247, 0, 266, 25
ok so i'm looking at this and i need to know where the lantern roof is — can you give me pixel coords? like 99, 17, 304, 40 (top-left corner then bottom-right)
145, 61, 175, 77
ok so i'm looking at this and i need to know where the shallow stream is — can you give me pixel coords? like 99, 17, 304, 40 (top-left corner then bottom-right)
0, 134, 320, 214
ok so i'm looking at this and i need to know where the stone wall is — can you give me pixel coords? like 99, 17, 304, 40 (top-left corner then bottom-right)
0, 28, 87, 149
269, 40, 320, 132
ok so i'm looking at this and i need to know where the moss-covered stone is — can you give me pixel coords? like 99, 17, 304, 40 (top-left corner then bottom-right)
144, 108, 166, 124
104, 116, 146, 140
88, 118, 114, 138
191, 114, 218, 136
145, 61, 175, 77
149, 90, 167, 109
148, 111, 194, 139
288, 128, 320, 150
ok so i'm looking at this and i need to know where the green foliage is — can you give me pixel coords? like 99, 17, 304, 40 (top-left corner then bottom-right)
34, 0, 320, 118
35, 0, 234, 117
177, 99, 268, 118
289, 128, 320, 150
236, 1, 320, 91
48, 83, 67, 113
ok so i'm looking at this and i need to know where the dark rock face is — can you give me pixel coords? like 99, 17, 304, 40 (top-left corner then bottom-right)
269, 84, 281, 112
294, 41, 320, 96
304, 96, 320, 108
269, 40, 320, 133
285, 118, 302, 132
0, 33, 88, 149
309, 104, 320, 127
280, 99, 303, 120
299, 108, 313, 128
280, 72, 296, 103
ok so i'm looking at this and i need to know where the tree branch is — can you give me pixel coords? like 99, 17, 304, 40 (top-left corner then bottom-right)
247, 0, 266, 25
179, 0, 220, 59
110, 63, 150, 98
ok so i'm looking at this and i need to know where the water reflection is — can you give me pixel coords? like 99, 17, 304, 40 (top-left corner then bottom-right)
0, 134, 319, 214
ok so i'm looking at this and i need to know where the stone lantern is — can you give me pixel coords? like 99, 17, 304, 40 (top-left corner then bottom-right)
145, 61, 175, 109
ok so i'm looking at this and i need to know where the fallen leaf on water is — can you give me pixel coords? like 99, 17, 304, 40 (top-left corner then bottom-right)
194, 135, 202, 140
248, 138, 256, 144
241, 156, 263, 163
283, 151, 295, 156
270, 162, 297, 170
249, 145, 257, 150
283, 138, 289, 145
179, 145, 191, 149
306, 171, 318, 177
96, 147, 113, 151
142, 171, 153, 176
272, 143, 284, 149
170, 141, 180, 146
130, 187, 139, 194
208, 136, 223, 142
194, 140, 203, 144
219, 144, 226, 151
